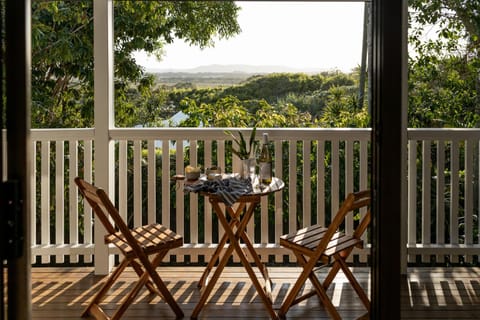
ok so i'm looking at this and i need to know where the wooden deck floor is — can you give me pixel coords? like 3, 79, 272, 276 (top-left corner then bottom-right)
31, 266, 480, 319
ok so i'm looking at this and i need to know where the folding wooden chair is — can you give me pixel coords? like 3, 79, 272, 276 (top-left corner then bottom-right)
75, 177, 184, 319
278, 190, 371, 320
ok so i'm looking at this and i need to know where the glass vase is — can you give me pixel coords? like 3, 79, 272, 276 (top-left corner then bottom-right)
241, 158, 256, 180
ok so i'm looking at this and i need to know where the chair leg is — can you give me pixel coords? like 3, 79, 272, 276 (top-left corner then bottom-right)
110, 268, 153, 320
336, 255, 370, 311
130, 259, 159, 296
297, 254, 342, 320
307, 267, 342, 320
110, 251, 183, 320
288, 253, 317, 306
143, 250, 184, 318
279, 256, 334, 318
322, 260, 342, 290
279, 253, 342, 320
82, 258, 130, 318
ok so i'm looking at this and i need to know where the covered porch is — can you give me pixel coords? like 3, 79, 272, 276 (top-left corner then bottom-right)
3, 0, 479, 319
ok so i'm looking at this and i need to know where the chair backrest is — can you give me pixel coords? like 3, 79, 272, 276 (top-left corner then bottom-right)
316, 190, 371, 254
75, 177, 132, 240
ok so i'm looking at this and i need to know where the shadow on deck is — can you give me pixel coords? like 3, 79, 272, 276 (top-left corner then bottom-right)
31, 266, 480, 319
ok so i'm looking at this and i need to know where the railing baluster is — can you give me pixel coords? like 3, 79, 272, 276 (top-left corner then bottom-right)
303, 140, 311, 228
217, 141, 226, 250
161, 139, 170, 228
359, 139, 368, 191
118, 140, 128, 223
217, 140, 226, 174
84, 140, 93, 263
55, 141, 65, 264
147, 140, 156, 224
422, 140, 431, 263
133, 140, 142, 227
31, 140, 36, 264
436, 140, 445, 263
317, 139, 326, 227
204, 140, 213, 261
176, 139, 185, 263
464, 139, 474, 262
288, 139, 297, 233
189, 139, 199, 263
331, 138, 340, 219
41, 141, 50, 264
69, 140, 79, 263
345, 139, 354, 234
260, 186, 269, 246
274, 139, 284, 262
161, 139, 172, 261
359, 139, 369, 263
450, 140, 459, 263
408, 139, 417, 263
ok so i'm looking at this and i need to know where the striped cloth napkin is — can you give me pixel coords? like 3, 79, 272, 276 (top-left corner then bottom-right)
184, 177, 253, 207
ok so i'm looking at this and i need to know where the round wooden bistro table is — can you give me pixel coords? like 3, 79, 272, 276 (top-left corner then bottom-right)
182, 175, 284, 320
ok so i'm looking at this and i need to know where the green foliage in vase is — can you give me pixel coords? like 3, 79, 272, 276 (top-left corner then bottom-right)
225, 127, 258, 160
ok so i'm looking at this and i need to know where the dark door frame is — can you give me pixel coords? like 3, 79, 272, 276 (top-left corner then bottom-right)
4, 0, 32, 319
371, 0, 407, 319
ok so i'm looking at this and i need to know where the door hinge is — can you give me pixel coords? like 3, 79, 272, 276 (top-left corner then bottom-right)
0, 180, 24, 260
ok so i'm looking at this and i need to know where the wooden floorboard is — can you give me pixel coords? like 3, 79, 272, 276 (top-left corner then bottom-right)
29, 266, 480, 319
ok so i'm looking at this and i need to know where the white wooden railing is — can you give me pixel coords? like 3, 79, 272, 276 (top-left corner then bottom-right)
407, 129, 480, 264
16, 128, 480, 266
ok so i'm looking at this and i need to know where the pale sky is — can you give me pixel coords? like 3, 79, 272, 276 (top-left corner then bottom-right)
135, 1, 365, 73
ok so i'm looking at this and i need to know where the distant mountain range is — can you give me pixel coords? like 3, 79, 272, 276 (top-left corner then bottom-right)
146, 64, 330, 74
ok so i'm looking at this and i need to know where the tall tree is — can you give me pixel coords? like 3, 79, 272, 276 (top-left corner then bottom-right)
409, 0, 480, 54
409, 0, 480, 127
31, 1, 241, 128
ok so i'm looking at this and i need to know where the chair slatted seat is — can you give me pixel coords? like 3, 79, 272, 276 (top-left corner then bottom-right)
279, 190, 371, 320
106, 223, 183, 257
75, 177, 184, 320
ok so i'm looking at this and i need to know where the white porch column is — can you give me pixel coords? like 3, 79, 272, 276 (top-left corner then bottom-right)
93, 0, 114, 275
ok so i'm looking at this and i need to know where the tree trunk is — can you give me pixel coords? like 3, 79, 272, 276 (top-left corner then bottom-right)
358, 2, 370, 109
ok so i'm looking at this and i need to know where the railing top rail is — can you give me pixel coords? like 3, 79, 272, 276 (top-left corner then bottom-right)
408, 128, 480, 140
28, 127, 480, 142
109, 127, 372, 140
31, 128, 95, 141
